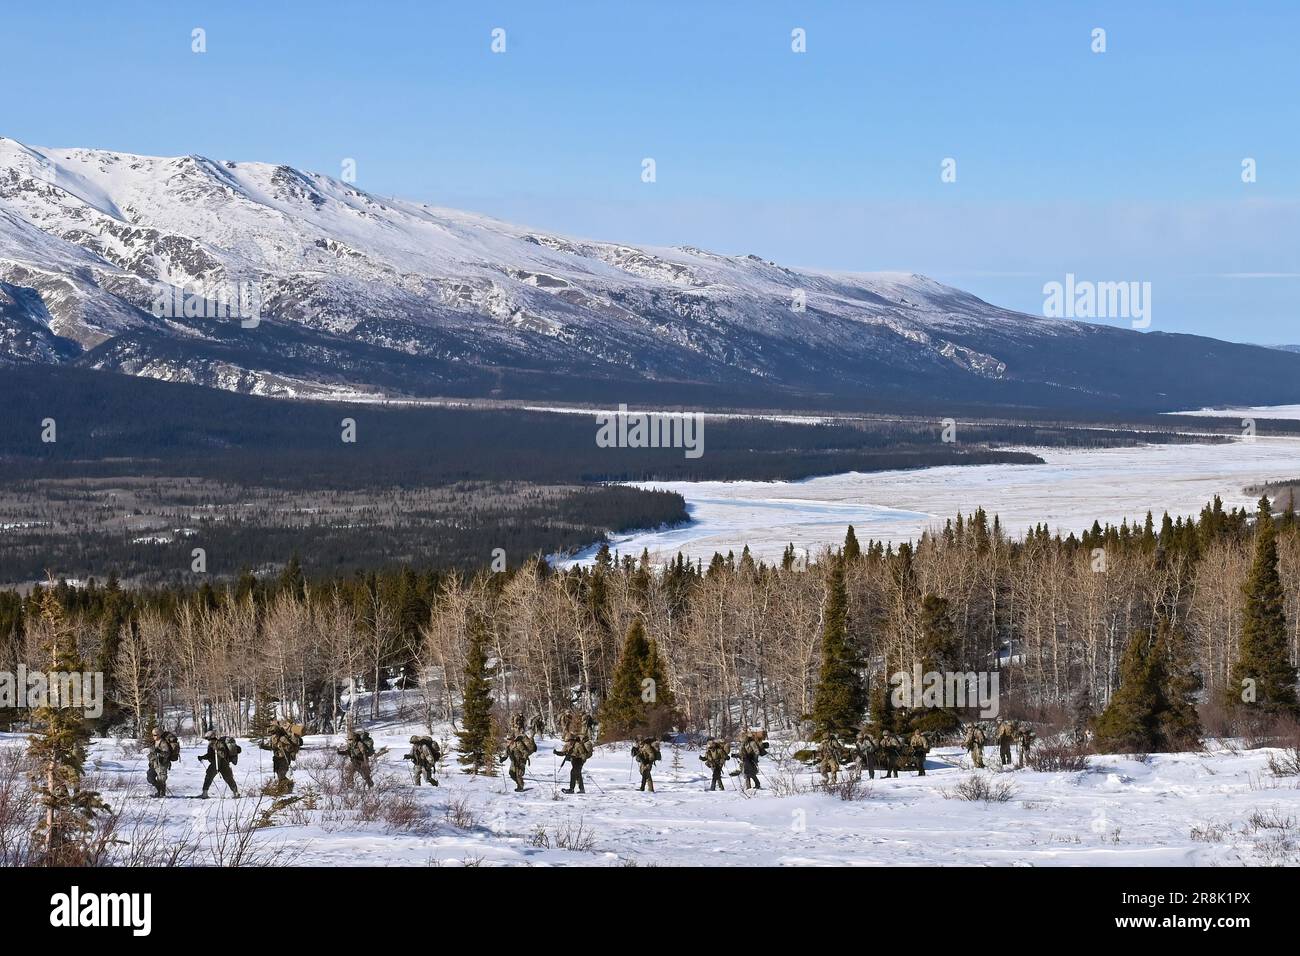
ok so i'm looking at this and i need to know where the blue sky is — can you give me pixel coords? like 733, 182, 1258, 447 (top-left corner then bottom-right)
6, 1, 1298, 343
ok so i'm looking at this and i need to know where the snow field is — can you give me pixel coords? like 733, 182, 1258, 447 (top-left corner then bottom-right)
12, 728, 1298, 867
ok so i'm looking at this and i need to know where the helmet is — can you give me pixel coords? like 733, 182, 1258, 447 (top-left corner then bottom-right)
204, 731, 217, 740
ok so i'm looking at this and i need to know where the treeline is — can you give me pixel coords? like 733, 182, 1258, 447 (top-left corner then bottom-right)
0, 484, 688, 583
2, 496, 1297, 749
0, 365, 1234, 489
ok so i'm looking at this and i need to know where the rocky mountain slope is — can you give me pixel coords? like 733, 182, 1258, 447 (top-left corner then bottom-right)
3, 135, 1298, 412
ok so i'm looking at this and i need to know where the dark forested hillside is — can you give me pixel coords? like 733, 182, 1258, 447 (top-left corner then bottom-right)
0, 365, 1244, 487
0, 365, 1254, 584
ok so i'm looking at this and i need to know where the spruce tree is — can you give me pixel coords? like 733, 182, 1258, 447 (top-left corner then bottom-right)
27, 589, 108, 864
249, 681, 277, 738
781, 544, 796, 572
865, 672, 897, 735
912, 594, 961, 733
1154, 623, 1203, 750
811, 559, 866, 740
843, 525, 862, 563
598, 619, 678, 740
1226, 498, 1298, 719
456, 615, 497, 774
600, 619, 651, 738
1094, 631, 1162, 753
279, 553, 306, 600
1069, 683, 1094, 746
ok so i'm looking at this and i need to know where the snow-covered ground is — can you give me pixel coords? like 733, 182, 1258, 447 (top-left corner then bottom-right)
1167, 405, 1300, 420
565, 436, 1300, 566
10, 729, 1298, 867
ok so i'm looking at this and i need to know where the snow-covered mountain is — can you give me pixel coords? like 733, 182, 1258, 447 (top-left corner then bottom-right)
3, 135, 1298, 411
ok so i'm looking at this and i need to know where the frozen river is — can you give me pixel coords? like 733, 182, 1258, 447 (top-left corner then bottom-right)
564, 436, 1300, 566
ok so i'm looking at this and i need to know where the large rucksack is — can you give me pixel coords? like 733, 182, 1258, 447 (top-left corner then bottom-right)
221, 736, 242, 764
571, 738, 593, 760
360, 733, 375, 757
412, 735, 436, 762
164, 732, 181, 762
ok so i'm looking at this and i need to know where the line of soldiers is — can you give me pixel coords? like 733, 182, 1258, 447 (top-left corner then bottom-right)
158, 712, 1038, 801
813, 726, 933, 784
700, 731, 768, 790
490, 709, 599, 795
145, 727, 246, 799
147, 722, 379, 799
963, 720, 1036, 769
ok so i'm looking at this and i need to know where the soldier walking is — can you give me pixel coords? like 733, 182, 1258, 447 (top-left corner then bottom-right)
817, 733, 850, 786
197, 730, 241, 799
908, 729, 930, 776
337, 729, 376, 788
995, 720, 1016, 767
963, 723, 987, 769
258, 719, 303, 793
854, 727, 879, 779
1016, 722, 1036, 768
146, 727, 180, 797
501, 733, 537, 792
403, 734, 442, 786
737, 731, 768, 790
529, 713, 546, 738
555, 734, 592, 794
878, 730, 903, 778
633, 737, 662, 792
700, 737, 728, 790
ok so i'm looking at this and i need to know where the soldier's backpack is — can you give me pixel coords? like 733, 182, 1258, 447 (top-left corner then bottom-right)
522, 734, 537, 756
360, 732, 375, 756
164, 732, 181, 762
221, 736, 242, 764
571, 738, 593, 760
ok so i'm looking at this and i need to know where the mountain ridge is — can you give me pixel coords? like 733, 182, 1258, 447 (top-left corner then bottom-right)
3, 135, 1298, 413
